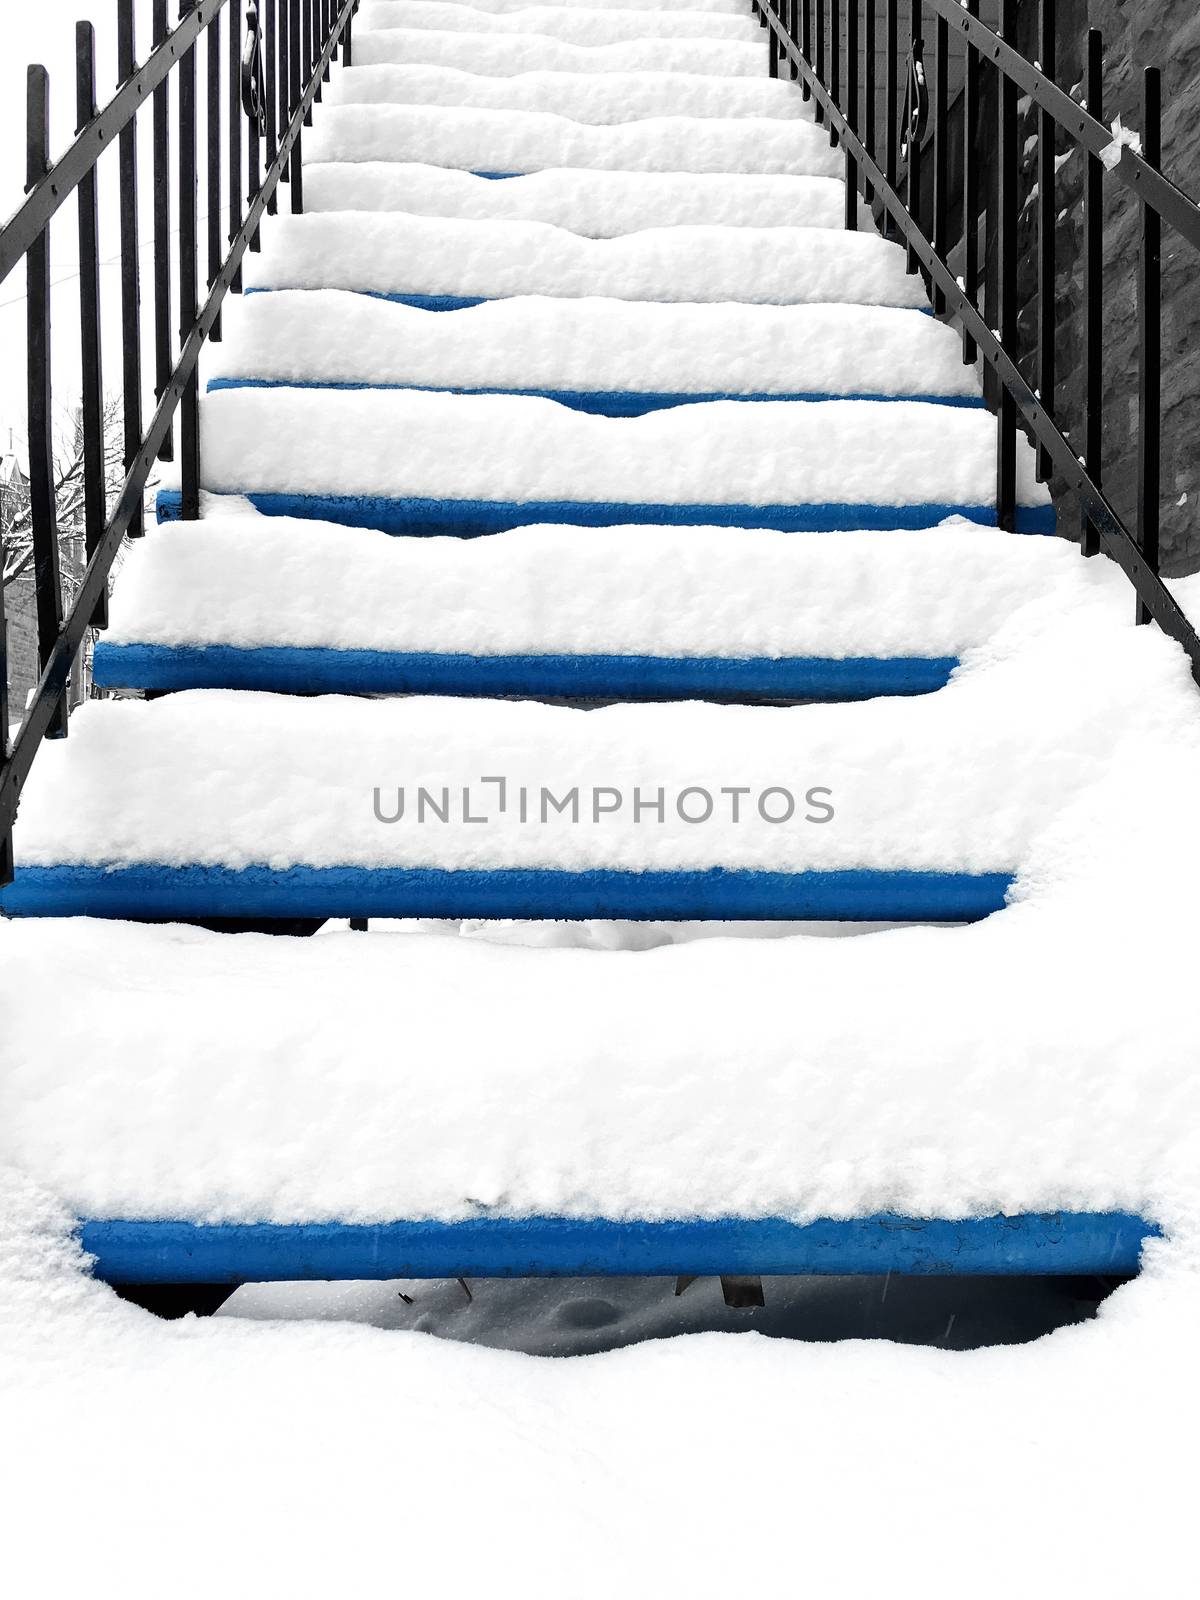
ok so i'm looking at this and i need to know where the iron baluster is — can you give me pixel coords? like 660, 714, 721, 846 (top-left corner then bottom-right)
884, 0, 897, 195
265, 0, 278, 211
1036, 0, 1056, 480
178, 4, 200, 522
76, 23, 107, 632
788, 0, 799, 84
279, 0, 291, 181
290, 0, 304, 211
845, 0, 858, 227
863, 0, 875, 204
829, 0, 840, 148
228, 0, 243, 291
904, 2, 925, 275
245, 3, 266, 250
25, 66, 67, 739
117, 0, 144, 538
1137, 68, 1162, 624
962, 0, 980, 365
769, 0, 779, 78
1081, 29, 1104, 558
995, 0, 1018, 532
801, 0, 811, 102
153, 0, 174, 460
815, 0, 825, 125
931, 6, 947, 314
207, 6, 224, 339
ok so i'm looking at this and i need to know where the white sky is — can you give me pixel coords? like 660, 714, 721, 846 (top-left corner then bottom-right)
0, 1, 228, 461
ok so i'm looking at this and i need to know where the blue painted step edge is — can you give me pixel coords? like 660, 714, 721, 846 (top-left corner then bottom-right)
92, 643, 958, 700
206, 376, 986, 415
0, 865, 1014, 922
156, 489, 1057, 537
79, 1211, 1160, 1283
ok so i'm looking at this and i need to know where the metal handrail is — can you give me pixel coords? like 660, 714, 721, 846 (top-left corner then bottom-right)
0, 0, 358, 881
757, 0, 1200, 682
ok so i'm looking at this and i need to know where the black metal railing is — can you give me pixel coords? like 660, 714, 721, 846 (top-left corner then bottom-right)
755, 0, 1200, 680
0, 0, 358, 885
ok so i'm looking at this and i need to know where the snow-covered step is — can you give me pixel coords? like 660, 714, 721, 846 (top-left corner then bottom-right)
244, 215, 926, 309
327, 64, 807, 123
302, 163, 848, 234
210, 295, 980, 412
93, 516, 1114, 702
4, 910, 1175, 1276
307, 104, 845, 177
352, 26, 770, 77
0, 606, 1174, 921
164, 389, 1052, 536
356, 2, 764, 46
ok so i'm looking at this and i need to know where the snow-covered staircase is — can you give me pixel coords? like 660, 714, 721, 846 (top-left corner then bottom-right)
1, 0, 1169, 1291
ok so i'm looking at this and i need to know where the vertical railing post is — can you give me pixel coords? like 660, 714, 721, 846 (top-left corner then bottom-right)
931, 5, 947, 313
228, 0, 244, 292
769, 0, 780, 78
1036, 0, 1056, 479
207, 7, 224, 339
179, 2, 200, 522
305, 0, 316, 117
265, 0, 278, 210
962, 0, 980, 365
884, 0, 897, 195
279, 0, 291, 180
845, 0, 858, 227
905, 0, 923, 275
290, 0, 304, 211
814, 0, 825, 126
829, 0, 840, 147
1136, 67, 1162, 624
76, 23, 107, 632
26, 67, 67, 739
344, 0, 354, 69
248, 8, 263, 252
152, 0, 174, 463
863, 0, 875, 203
801, 0, 812, 102
995, 0, 1018, 532
117, 0, 144, 539
1081, 29, 1103, 558
787, 0, 798, 83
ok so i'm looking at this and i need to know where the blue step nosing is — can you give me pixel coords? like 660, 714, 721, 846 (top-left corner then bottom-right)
92, 643, 959, 700
205, 376, 986, 413
79, 1211, 1160, 1283
0, 865, 1014, 922
156, 488, 1057, 537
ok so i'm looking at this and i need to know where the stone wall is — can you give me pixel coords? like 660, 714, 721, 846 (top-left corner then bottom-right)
1014, 0, 1200, 573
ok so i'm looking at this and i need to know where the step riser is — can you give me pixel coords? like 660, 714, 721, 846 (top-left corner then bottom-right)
81, 1212, 1159, 1284
0, 867, 1014, 922
157, 490, 1058, 538
206, 377, 986, 415
92, 644, 959, 701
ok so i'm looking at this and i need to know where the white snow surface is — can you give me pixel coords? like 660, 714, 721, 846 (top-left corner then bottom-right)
212, 293, 972, 395
356, 1, 763, 42
5, 606, 1200, 1222
302, 161, 849, 232
328, 62, 807, 121
246, 208, 918, 304
10, 577, 1193, 877
102, 514, 1091, 656
362, 0, 752, 14
351, 25, 770, 75
307, 103, 845, 175
2, 1166, 1199, 1600
245, 212, 914, 304
196, 388, 1047, 508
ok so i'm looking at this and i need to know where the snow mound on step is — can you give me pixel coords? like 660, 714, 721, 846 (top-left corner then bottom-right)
356, 1, 762, 44
352, 25, 770, 76
196, 389, 1046, 509
212, 293, 975, 398
301, 162, 847, 232
101, 513, 1123, 658
307, 103, 845, 177
245, 213, 921, 306
327, 63, 808, 122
